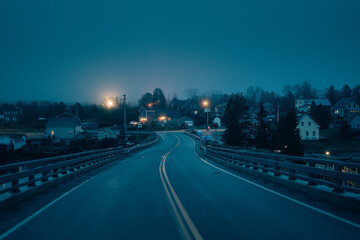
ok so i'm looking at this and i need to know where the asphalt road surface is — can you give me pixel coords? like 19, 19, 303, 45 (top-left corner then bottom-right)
1, 132, 360, 239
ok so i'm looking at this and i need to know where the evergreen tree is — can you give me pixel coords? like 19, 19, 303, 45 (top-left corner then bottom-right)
151, 88, 166, 108
138, 92, 153, 107
340, 84, 352, 98
326, 85, 339, 105
222, 93, 249, 146
255, 102, 270, 149
282, 110, 303, 156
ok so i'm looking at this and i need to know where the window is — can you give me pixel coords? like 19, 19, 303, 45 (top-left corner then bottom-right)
313, 131, 316, 136
105, 134, 108, 139
357, 123, 360, 128
354, 103, 356, 108
348, 103, 351, 108
306, 131, 309, 136
51, 131, 54, 135
308, 122, 311, 126
301, 122, 304, 126
69, 131, 72, 135
13, 117, 17, 121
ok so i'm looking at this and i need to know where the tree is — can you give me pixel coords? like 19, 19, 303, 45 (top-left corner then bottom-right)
325, 85, 339, 106
340, 84, 352, 98
311, 104, 330, 129
138, 92, 153, 107
281, 110, 303, 156
255, 103, 270, 149
222, 94, 250, 146
151, 88, 166, 108
352, 85, 360, 105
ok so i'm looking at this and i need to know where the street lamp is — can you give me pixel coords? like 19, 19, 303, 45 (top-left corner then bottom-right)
203, 100, 210, 131
123, 94, 127, 135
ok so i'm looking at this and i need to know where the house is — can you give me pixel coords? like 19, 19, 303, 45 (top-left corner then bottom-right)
350, 114, 360, 130
2, 107, 22, 122
295, 99, 313, 113
332, 97, 359, 119
177, 116, 194, 128
297, 114, 320, 140
45, 113, 82, 139
138, 106, 156, 123
169, 98, 200, 117
0, 134, 27, 151
97, 128, 119, 140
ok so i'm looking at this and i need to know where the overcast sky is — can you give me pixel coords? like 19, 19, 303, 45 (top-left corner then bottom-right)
1, 0, 360, 103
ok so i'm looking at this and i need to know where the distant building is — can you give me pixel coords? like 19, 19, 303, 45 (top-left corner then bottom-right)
169, 98, 200, 117
297, 114, 320, 140
2, 107, 22, 122
332, 97, 359, 119
139, 106, 156, 123
0, 134, 27, 151
295, 99, 313, 113
350, 114, 360, 130
97, 128, 119, 140
45, 113, 82, 139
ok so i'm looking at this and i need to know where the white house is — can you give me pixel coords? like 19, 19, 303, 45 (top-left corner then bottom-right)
350, 114, 360, 130
295, 99, 313, 113
97, 128, 119, 140
0, 134, 27, 150
297, 114, 320, 140
46, 113, 82, 139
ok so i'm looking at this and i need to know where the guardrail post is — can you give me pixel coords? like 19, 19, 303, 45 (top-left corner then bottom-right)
333, 164, 344, 193
10, 167, 20, 193
28, 174, 36, 187
42, 171, 49, 181
274, 159, 281, 176
307, 161, 317, 186
288, 158, 296, 181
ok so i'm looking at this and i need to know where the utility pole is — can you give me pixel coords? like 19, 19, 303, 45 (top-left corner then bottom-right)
123, 94, 127, 134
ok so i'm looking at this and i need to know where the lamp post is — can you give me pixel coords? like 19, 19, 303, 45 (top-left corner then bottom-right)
123, 94, 127, 135
203, 100, 210, 131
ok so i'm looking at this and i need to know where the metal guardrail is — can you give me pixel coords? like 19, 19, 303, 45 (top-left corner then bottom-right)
0, 133, 159, 197
188, 132, 360, 194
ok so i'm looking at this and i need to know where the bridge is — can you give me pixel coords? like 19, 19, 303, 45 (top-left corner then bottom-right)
1, 132, 360, 239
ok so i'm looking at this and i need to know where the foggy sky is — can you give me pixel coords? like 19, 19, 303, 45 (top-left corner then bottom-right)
1, 0, 360, 103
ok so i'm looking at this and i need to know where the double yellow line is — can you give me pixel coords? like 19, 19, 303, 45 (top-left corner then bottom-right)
159, 135, 203, 240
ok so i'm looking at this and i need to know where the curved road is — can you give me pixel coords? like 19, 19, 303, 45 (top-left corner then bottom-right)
1, 132, 360, 239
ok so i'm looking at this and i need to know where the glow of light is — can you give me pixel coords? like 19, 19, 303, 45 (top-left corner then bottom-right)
140, 118, 147, 122
325, 151, 330, 156
203, 100, 208, 107
106, 99, 114, 109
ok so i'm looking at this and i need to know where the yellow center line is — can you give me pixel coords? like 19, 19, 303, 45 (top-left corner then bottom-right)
159, 135, 203, 240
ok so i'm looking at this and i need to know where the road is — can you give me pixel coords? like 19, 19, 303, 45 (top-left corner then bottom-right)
1, 132, 360, 239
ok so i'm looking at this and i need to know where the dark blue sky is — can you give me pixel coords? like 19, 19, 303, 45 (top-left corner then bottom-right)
1, 0, 360, 103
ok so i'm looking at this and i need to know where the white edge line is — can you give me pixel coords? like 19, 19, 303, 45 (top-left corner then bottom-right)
0, 150, 153, 239
199, 157, 360, 229
0, 176, 95, 239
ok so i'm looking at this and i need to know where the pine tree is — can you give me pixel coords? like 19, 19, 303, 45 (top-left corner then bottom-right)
222, 93, 249, 146
282, 110, 303, 156
255, 102, 270, 149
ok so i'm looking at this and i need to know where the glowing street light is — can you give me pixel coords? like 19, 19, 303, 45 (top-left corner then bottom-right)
203, 100, 210, 131
106, 99, 114, 109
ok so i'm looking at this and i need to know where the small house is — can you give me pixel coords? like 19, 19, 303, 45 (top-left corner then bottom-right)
350, 114, 360, 130
0, 134, 27, 151
297, 114, 320, 140
333, 98, 359, 119
139, 106, 156, 123
46, 113, 82, 139
97, 128, 119, 140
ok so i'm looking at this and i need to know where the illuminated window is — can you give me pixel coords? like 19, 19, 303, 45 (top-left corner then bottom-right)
51, 131, 54, 135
